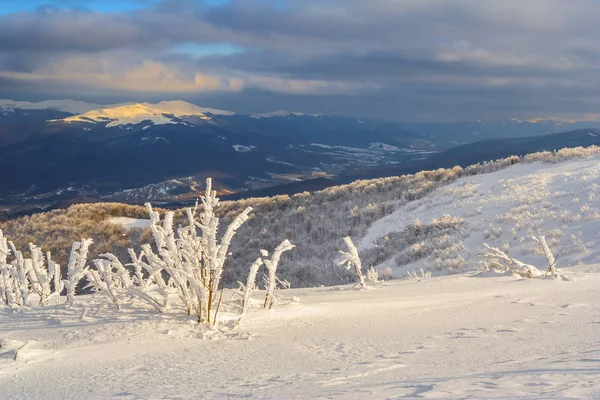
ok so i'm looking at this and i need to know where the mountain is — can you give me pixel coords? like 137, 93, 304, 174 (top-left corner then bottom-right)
0, 101, 433, 217
59, 101, 234, 127
1, 99, 599, 218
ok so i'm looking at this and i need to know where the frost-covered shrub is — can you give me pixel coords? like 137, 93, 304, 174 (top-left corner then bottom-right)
366, 266, 379, 283
0, 229, 92, 308
571, 232, 593, 253
406, 269, 431, 280
121, 179, 255, 322
381, 267, 393, 281
82, 180, 295, 323
427, 240, 468, 273
442, 183, 477, 199
484, 224, 502, 240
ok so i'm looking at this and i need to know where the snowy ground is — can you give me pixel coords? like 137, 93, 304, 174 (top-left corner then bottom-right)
0, 271, 599, 399
109, 217, 151, 230
2, 157, 600, 399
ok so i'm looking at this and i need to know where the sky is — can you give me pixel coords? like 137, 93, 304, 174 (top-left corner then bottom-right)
1, 0, 599, 121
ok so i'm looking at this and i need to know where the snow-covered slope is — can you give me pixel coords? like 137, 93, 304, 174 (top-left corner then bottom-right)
0, 99, 107, 114
360, 156, 600, 278
59, 100, 234, 127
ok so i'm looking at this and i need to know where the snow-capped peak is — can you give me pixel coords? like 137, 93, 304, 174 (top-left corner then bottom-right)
58, 101, 234, 127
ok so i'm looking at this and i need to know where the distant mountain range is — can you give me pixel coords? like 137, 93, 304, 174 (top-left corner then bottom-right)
0, 99, 599, 218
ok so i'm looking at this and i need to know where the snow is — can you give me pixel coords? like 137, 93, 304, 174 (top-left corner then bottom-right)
369, 142, 400, 151
58, 101, 234, 127
266, 156, 296, 167
0, 270, 598, 399
233, 144, 254, 152
108, 217, 151, 230
309, 143, 436, 155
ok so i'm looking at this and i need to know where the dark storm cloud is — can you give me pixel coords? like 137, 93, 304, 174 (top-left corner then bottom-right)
1, 0, 600, 120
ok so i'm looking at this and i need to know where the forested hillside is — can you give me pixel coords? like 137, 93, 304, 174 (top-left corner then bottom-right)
3, 146, 599, 288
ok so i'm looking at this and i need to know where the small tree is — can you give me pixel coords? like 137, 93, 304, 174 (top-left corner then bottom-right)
240, 255, 265, 316
127, 178, 253, 323
338, 236, 366, 288
531, 236, 558, 277
64, 239, 94, 306
263, 239, 295, 309
481, 243, 542, 278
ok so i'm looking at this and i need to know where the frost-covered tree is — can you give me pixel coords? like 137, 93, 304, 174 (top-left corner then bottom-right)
263, 239, 295, 309
0, 230, 14, 306
338, 236, 366, 288
8, 241, 31, 307
26, 244, 63, 305
531, 236, 557, 276
64, 239, 94, 306
87, 253, 134, 311
125, 178, 253, 323
482, 235, 564, 279
239, 255, 264, 317
481, 244, 542, 278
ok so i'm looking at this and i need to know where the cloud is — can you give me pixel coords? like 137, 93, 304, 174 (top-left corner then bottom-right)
1, 0, 600, 120
0, 57, 243, 93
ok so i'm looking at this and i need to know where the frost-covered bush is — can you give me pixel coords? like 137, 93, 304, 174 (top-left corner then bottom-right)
83, 179, 296, 323
571, 232, 594, 253
111, 178, 256, 322
484, 224, 502, 240
1, 180, 296, 326
0, 229, 92, 308
427, 241, 468, 273
381, 267, 393, 281
366, 266, 379, 283
406, 269, 431, 280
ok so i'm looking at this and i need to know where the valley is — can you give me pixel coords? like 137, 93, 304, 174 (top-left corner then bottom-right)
1, 99, 599, 219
